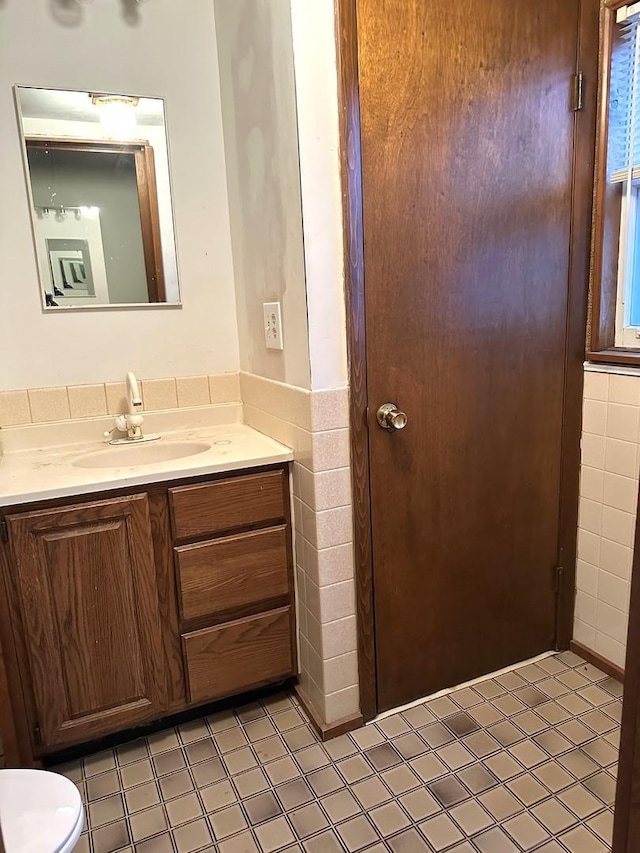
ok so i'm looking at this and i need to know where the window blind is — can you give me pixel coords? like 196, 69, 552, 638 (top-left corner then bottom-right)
609, 10, 640, 182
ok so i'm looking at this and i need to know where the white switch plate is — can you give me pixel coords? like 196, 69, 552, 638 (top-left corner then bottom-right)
263, 302, 284, 351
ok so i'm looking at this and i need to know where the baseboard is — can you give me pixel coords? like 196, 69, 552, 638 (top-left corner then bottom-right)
570, 640, 625, 683
294, 685, 363, 742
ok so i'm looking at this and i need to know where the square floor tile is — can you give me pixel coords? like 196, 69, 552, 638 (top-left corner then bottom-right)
275, 778, 314, 811
449, 799, 493, 835
255, 817, 296, 853
502, 812, 550, 850
437, 741, 475, 771
166, 792, 203, 827
200, 779, 237, 813
352, 776, 392, 809
531, 798, 577, 834
410, 753, 448, 783
479, 786, 523, 821
488, 721, 525, 748
173, 817, 213, 853
369, 801, 410, 836
387, 827, 432, 852
245, 791, 282, 826
307, 766, 344, 797
559, 784, 606, 819
559, 824, 609, 852
364, 743, 402, 772
399, 788, 441, 821
321, 789, 361, 823
506, 773, 549, 807
129, 805, 167, 841
457, 763, 499, 795
393, 732, 428, 760
290, 802, 329, 840
428, 776, 470, 808
382, 764, 421, 795
584, 771, 617, 805
209, 804, 248, 840
419, 813, 464, 851
336, 815, 380, 852
91, 820, 131, 853
419, 722, 455, 749
533, 761, 575, 793
444, 713, 480, 738
473, 826, 519, 852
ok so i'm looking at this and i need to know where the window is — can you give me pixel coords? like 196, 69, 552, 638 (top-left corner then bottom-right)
590, 1, 640, 363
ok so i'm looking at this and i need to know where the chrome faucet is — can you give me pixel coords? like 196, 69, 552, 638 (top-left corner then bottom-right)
104, 371, 160, 445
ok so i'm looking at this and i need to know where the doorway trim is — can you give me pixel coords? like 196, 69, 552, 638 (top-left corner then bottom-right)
335, 0, 599, 723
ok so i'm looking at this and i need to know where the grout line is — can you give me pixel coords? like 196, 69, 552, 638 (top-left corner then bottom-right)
372, 651, 557, 725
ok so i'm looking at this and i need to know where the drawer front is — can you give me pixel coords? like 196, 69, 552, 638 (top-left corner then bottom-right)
183, 608, 293, 704
176, 526, 290, 623
170, 471, 286, 540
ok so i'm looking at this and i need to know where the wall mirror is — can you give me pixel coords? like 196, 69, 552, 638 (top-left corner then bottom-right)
15, 86, 181, 310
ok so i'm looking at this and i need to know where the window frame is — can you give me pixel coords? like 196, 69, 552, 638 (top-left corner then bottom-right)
590, 0, 640, 365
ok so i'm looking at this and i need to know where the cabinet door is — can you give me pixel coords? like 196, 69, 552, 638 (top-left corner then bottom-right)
7, 494, 165, 749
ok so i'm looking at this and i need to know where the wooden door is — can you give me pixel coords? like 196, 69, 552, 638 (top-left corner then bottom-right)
357, 0, 584, 712
6, 494, 165, 749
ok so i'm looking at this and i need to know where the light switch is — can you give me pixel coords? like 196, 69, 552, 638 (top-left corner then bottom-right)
263, 302, 284, 351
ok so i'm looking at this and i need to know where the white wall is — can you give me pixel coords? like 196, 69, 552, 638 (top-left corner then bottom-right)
290, 0, 348, 392
575, 367, 639, 669
215, 0, 311, 390
0, 0, 239, 391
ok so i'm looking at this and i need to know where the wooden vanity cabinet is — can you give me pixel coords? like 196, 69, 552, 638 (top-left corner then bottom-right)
0, 464, 297, 764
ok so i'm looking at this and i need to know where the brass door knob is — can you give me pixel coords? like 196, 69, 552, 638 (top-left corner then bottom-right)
376, 403, 408, 431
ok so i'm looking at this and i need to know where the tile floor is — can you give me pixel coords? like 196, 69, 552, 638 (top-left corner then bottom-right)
56, 651, 622, 853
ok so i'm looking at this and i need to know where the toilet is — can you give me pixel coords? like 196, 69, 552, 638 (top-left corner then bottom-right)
0, 769, 84, 852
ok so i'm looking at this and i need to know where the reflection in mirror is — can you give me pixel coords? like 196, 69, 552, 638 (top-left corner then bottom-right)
15, 87, 181, 309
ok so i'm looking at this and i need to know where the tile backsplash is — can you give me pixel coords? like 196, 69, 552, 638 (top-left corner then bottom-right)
575, 368, 640, 670
0, 373, 242, 426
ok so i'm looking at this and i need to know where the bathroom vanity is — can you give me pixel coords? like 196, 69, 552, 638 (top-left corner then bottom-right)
0, 423, 297, 766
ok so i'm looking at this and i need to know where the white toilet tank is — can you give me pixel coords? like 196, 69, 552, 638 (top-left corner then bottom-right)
0, 769, 84, 853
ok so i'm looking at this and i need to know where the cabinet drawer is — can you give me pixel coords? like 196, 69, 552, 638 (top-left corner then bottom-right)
183, 608, 293, 704
176, 526, 290, 623
170, 471, 286, 540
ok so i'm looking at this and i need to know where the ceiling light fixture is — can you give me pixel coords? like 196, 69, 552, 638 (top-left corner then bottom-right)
91, 94, 139, 139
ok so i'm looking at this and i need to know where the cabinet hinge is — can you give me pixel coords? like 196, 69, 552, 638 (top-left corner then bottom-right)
32, 722, 42, 746
0, 519, 7, 543
572, 72, 584, 112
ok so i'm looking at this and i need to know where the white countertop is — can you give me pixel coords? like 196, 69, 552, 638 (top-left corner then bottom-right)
0, 411, 293, 507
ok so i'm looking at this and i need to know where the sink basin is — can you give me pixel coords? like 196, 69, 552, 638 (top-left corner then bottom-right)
72, 440, 212, 469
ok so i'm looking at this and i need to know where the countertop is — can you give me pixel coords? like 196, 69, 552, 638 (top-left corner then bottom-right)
0, 414, 293, 507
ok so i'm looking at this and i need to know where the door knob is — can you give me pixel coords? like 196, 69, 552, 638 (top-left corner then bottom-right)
376, 403, 408, 431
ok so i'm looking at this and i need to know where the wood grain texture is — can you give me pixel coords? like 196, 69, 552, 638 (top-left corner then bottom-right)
183, 608, 293, 705
358, 0, 582, 712
135, 145, 166, 303
613, 479, 640, 852
169, 471, 286, 541
336, 0, 377, 723
148, 491, 186, 711
556, 0, 600, 649
176, 526, 289, 625
7, 495, 165, 749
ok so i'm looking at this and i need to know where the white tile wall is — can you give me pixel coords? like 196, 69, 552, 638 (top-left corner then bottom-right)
575, 368, 640, 669
240, 372, 359, 725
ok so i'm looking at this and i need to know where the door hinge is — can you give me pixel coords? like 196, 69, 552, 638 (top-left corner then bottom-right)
572, 72, 584, 112
33, 722, 42, 746
0, 519, 7, 543
555, 565, 565, 594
